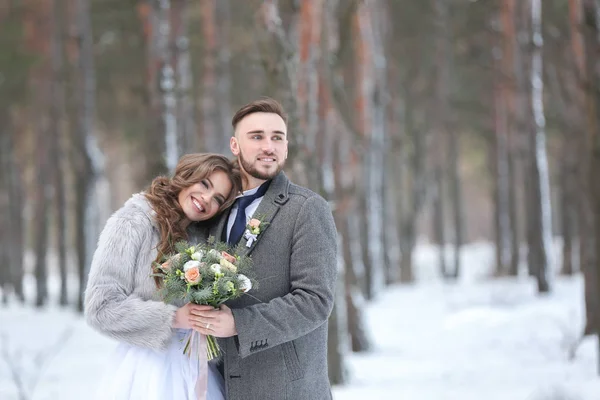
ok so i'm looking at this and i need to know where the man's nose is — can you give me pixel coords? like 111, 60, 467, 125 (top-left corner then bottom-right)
262, 140, 275, 152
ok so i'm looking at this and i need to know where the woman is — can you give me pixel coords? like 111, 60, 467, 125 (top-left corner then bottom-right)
85, 153, 241, 400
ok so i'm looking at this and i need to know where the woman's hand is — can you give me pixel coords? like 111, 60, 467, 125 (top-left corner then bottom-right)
172, 303, 197, 329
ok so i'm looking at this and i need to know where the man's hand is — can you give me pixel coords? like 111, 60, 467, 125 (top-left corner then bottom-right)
189, 304, 238, 338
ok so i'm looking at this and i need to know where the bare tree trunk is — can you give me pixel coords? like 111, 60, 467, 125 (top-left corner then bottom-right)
200, 0, 219, 152
33, 118, 51, 308
432, 168, 447, 278
507, 137, 520, 276
371, 1, 391, 284
7, 130, 24, 303
525, 160, 539, 277
172, 0, 196, 153
51, 0, 69, 306
0, 116, 24, 303
560, 155, 576, 275
297, 0, 323, 168
501, 0, 521, 278
492, 90, 512, 278
319, 65, 349, 384
0, 117, 12, 304
491, 129, 504, 278
323, 0, 370, 353
137, 0, 167, 185
28, 1, 53, 307
354, 4, 385, 299
398, 83, 427, 283
334, 139, 370, 352
494, 3, 516, 277
327, 234, 350, 385
215, 0, 232, 149
156, 0, 178, 172
340, 215, 371, 352
588, 0, 600, 373
558, 0, 587, 277
383, 132, 400, 284
432, 0, 450, 280
529, 0, 552, 293
582, 0, 600, 346
448, 128, 463, 279
73, 0, 103, 312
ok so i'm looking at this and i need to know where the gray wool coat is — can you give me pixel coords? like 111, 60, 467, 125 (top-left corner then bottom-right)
207, 172, 338, 400
84, 193, 185, 350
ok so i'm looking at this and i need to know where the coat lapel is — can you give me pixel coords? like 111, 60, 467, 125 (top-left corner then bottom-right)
236, 172, 290, 258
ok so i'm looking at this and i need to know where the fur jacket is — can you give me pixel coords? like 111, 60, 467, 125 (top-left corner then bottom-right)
84, 193, 190, 350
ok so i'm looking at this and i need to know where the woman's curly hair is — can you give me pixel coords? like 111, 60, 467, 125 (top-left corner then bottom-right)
145, 153, 241, 284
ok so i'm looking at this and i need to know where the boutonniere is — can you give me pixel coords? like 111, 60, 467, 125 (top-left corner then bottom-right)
243, 216, 270, 247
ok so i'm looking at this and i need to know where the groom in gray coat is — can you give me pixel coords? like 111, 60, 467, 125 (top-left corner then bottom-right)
191, 97, 337, 400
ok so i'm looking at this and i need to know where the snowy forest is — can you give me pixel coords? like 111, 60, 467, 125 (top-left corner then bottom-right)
2, 0, 600, 399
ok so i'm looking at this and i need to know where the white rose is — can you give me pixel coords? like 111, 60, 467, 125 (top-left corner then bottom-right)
190, 251, 204, 261
237, 274, 252, 293
183, 260, 201, 272
208, 249, 223, 259
210, 264, 222, 274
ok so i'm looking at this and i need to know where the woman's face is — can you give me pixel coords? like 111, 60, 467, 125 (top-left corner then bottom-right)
178, 170, 233, 221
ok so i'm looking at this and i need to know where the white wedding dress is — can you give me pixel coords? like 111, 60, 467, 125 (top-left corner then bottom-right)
94, 329, 226, 400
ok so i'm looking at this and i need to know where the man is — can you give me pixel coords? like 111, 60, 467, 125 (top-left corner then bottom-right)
191, 97, 337, 400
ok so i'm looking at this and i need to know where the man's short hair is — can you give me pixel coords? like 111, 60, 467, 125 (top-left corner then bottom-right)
231, 97, 288, 134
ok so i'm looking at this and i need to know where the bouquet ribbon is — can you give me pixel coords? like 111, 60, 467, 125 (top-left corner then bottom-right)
186, 331, 209, 400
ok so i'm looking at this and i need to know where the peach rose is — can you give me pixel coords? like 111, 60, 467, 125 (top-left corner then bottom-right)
160, 254, 181, 271
184, 267, 201, 284
160, 260, 172, 272
248, 218, 261, 229
221, 251, 237, 264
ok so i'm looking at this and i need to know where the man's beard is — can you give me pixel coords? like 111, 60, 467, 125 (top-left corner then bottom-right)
238, 150, 284, 181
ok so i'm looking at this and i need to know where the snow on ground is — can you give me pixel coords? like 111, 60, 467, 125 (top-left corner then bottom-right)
1, 241, 599, 400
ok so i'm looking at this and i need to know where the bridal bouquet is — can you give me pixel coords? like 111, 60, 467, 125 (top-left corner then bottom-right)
153, 237, 256, 360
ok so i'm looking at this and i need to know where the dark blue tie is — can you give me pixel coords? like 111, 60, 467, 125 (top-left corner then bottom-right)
227, 180, 271, 245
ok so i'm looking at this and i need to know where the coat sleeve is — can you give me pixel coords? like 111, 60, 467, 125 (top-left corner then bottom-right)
231, 195, 337, 358
84, 212, 178, 350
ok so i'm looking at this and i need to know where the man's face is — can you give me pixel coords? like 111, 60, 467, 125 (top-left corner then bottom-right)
230, 112, 288, 181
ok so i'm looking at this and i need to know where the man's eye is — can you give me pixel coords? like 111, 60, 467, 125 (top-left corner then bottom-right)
252, 135, 262, 140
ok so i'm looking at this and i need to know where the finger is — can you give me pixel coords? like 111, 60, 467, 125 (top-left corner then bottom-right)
190, 304, 218, 311
189, 316, 220, 328
191, 326, 210, 335
188, 317, 208, 326
192, 322, 215, 333
190, 310, 219, 318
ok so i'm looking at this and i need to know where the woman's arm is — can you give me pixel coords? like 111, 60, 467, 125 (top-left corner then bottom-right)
84, 213, 178, 350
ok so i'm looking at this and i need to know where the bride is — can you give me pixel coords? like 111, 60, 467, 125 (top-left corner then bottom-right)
84, 153, 241, 399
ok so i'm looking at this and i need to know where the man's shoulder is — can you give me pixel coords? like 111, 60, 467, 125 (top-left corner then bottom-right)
287, 182, 322, 202
286, 182, 331, 213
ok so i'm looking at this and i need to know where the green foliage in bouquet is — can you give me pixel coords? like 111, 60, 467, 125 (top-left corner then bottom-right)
152, 237, 257, 359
